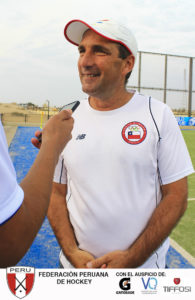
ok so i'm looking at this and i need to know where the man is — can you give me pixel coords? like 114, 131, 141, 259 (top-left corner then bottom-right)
48, 19, 194, 268
0, 110, 74, 267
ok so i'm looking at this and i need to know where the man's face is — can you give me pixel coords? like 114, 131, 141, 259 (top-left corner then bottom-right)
78, 30, 129, 99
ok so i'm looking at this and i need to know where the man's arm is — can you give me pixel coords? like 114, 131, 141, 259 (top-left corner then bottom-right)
47, 182, 95, 268
87, 177, 188, 268
0, 110, 74, 267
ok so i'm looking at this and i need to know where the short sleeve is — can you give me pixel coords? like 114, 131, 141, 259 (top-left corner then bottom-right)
0, 122, 24, 225
53, 154, 67, 184
158, 106, 194, 185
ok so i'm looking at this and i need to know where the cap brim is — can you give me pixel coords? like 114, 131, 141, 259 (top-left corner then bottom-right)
64, 20, 92, 46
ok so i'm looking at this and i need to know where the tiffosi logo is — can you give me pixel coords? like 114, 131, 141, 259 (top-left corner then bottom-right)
163, 278, 191, 293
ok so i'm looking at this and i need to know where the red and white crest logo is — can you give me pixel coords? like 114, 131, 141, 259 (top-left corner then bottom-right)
7, 267, 35, 299
122, 121, 147, 145
173, 278, 181, 285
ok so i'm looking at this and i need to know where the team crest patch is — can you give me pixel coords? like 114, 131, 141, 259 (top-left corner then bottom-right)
7, 267, 35, 298
122, 121, 147, 145
174, 278, 181, 285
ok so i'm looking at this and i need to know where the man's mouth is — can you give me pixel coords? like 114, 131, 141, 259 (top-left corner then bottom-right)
82, 73, 100, 78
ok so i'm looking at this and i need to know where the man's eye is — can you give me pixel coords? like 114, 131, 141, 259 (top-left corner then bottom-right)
78, 48, 85, 54
95, 51, 107, 56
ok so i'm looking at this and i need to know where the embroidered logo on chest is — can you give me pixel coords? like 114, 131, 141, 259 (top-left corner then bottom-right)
122, 121, 147, 145
76, 134, 86, 140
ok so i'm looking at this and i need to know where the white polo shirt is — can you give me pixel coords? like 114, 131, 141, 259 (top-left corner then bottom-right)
0, 122, 24, 225
54, 92, 194, 268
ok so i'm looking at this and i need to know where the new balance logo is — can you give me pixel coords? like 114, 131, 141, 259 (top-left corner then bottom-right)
76, 134, 86, 140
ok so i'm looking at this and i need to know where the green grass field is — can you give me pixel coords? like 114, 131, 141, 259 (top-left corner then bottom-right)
182, 130, 195, 198
170, 130, 195, 257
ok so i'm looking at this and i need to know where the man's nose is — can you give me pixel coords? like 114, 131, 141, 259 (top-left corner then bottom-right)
80, 51, 95, 67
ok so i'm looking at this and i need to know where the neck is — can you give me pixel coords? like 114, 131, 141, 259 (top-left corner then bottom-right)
89, 90, 134, 111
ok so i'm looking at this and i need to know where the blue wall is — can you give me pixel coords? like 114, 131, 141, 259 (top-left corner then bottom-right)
176, 116, 195, 126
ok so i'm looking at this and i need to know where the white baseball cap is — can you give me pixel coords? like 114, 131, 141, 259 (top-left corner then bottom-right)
64, 19, 138, 60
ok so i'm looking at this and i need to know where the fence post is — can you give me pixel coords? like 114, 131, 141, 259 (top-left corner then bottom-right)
188, 57, 193, 117
164, 54, 168, 104
25, 114, 28, 123
138, 52, 142, 93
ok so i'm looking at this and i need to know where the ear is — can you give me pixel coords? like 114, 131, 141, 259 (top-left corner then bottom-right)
122, 55, 135, 76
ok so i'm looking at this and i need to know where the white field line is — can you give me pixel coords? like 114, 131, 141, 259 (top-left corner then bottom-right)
188, 198, 195, 201
169, 238, 195, 266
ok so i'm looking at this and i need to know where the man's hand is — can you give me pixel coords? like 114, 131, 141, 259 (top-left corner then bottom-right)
68, 249, 96, 268
86, 250, 129, 268
31, 130, 42, 149
31, 110, 74, 155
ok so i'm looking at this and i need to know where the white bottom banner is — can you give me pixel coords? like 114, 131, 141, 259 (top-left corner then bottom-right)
0, 268, 194, 299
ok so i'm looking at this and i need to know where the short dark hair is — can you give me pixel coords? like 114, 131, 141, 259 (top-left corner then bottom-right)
117, 44, 132, 85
